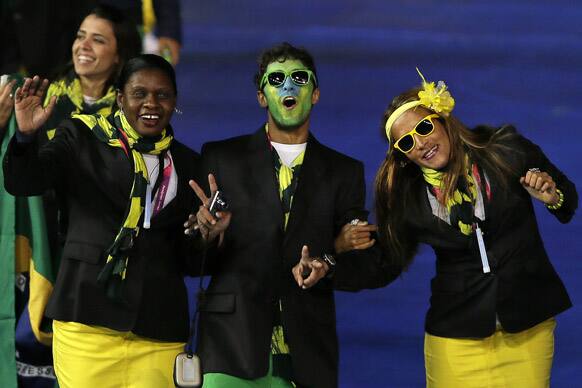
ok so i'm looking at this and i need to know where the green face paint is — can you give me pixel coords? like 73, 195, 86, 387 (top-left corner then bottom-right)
262, 59, 316, 130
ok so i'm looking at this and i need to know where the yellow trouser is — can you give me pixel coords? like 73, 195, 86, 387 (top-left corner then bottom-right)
53, 320, 185, 388
425, 318, 556, 388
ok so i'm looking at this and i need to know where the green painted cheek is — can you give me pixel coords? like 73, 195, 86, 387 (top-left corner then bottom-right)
265, 86, 313, 128
297, 90, 313, 114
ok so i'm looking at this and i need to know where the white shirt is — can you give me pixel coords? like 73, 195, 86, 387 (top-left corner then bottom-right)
83, 95, 98, 106
142, 151, 177, 228
270, 141, 307, 167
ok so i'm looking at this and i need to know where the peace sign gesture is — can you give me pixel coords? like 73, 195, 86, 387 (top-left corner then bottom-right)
185, 173, 232, 242
14, 76, 57, 135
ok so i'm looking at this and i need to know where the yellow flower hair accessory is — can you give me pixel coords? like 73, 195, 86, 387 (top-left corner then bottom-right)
385, 68, 455, 144
416, 68, 455, 116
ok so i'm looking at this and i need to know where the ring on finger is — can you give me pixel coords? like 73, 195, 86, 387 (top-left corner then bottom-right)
528, 167, 541, 173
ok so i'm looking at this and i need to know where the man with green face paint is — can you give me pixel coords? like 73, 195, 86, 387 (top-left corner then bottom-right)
259, 57, 318, 131
187, 42, 400, 388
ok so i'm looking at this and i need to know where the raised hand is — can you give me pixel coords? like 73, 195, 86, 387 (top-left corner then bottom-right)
519, 168, 560, 206
292, 245, 329, 289
334, 220, 377, 254
0, 79, 16, 129
184, 173, 231, 242
14, 76, 57, 135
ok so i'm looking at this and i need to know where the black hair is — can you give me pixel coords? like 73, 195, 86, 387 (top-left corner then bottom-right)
91, 4, 142, 74
116, 54, 177, 95
254, 42, 318, 90
53, 5, 141, 90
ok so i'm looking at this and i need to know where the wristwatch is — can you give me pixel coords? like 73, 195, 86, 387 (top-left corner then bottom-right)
321, 253, 336, 278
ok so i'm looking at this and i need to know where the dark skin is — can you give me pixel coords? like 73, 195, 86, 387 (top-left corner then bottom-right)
185, 174, 232, 245
0, 79, 17, 129
116, 68, 176, 137
14, 68, 178, 141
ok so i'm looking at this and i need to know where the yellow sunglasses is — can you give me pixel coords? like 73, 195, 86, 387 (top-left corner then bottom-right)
393, 114, 440, 153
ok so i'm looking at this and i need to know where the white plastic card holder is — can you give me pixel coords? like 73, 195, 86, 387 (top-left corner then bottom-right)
173, 352, 202, 388
475, 226, 490, 273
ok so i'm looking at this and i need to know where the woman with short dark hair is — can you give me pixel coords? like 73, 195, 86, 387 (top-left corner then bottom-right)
4, 54, 202, 388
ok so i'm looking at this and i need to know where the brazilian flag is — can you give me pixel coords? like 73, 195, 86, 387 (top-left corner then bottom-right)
0, 88, 58, 387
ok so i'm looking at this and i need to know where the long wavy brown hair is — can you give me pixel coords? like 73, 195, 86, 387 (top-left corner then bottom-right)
375, 87, 520, 269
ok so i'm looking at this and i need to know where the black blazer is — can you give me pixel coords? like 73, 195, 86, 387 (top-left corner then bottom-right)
196, 128, 398, 388
3, 118, 202, 342
405, 127, 577, 338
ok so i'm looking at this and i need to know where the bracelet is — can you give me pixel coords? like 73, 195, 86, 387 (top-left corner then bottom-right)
546, 188, 564, 210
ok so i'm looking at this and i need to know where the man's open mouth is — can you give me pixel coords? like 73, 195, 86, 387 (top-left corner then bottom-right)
282, 96, 297, 109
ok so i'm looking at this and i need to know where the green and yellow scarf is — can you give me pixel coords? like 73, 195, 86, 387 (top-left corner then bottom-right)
266, 125, 306, 380
422, 163, 478, 235
273, 150, 305, 229
73, 110, 173, 301
43, 74, 116, 141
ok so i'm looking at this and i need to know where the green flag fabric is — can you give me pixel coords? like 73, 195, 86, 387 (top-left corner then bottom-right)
0, 113, 18, 388
0, 79, 58, 387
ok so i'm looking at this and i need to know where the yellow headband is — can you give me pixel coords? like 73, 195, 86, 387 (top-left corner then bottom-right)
385, 68, 455, 144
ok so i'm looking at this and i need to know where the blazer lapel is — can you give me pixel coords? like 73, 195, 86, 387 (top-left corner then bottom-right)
283, 133, 326, 243
107, 146, 134, 207
417, 185, 472, 247
477, 169, 504, 234
248, 127, 285, 231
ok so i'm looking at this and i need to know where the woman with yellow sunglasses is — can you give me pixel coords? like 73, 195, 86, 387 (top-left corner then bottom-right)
375, 70, 577, 388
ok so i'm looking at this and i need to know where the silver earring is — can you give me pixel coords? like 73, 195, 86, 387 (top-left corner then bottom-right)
174, 107, 183, 115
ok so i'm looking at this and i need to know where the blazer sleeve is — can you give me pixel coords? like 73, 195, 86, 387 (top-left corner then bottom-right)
171, 145, 211, 277
512, 130, 578, 223
332, 160, 368, 232
331, 159, 403, 291
3, 119, 78, 196
182, 142, 223, 276
333, 244, 402, 291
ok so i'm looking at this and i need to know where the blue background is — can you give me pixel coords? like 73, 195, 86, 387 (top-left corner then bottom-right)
174, 1, 582, 386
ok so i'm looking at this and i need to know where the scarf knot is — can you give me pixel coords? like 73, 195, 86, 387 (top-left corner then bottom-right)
422, 161, 478, 236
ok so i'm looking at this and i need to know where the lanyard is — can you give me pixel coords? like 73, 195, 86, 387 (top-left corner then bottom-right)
144, 152, 172, 229
475, 224, 490, 273
185, 243, 208, 355
153, 154, 173, 215
472, 164, 491, 273
427, 164, 492, 274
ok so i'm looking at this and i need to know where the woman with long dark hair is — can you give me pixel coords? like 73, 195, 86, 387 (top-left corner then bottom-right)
375, 70, 577, 387
39, 5, 141, 142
